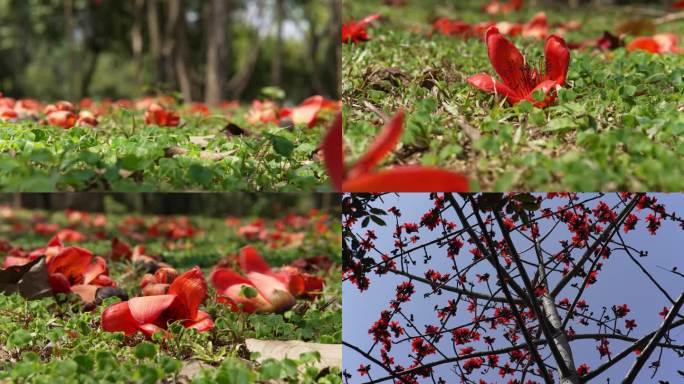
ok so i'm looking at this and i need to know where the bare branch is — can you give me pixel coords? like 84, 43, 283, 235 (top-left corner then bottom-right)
622, 293, 684, 383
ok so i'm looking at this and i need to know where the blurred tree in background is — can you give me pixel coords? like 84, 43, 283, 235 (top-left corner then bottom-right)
0, 0, 341, 104
0, 193, 339, 217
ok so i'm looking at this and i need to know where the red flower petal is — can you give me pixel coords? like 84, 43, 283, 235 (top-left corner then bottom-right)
2, 256, 32, 268
47, 246, 93, 282
70, 284, 99, 303
467, 73, 522, 103
245, 272, 296, 313
349, 111, 405, 178
48, 272, 72, 294
627, 37, 660, 53
486, 27, 527, 90
127, 295, 177, 325
238, 246, 272, 274
342, 167, 469, 192
139, 323, 168, 338
291, 96, 323, 127
210, 267, 253, 293
526, 80, 558, 107
167, 267, 207, 320
322, 113, 344, 191
183, 310, 214, 332
544, 35, 570, 85
142, 283, 170, 296
101, 301, 139, 335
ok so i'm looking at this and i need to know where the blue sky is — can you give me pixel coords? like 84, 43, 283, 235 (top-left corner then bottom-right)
343, 193, 684, 384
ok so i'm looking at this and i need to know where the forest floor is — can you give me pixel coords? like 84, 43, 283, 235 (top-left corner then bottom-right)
343, 0, 684, 191
0, 99, 337, 192
0, 205, 341, 383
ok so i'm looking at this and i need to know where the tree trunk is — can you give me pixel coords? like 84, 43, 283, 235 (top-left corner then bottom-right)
132, 0, 145, 86
174, 5, 193, 103
162, 0, 181, 92
147, 0, 164, 86
64, 0, 79, 100
205, 0, 229, 105
227, 0, 264, 99
270, 0, 285, 87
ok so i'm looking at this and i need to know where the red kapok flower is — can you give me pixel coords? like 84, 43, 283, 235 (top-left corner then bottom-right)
101, 267, 213, 337
467, 26, 570, 108
145, 104, 180, 127
342, 14, 380, 44
627, 33, 682, 54
211, 246, 324, 313
279, 96, 340, 128
484, 0, 524, 15
322, 112, 469, 192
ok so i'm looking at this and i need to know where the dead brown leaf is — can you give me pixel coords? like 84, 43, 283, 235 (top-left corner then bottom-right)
0, 257, 53, 300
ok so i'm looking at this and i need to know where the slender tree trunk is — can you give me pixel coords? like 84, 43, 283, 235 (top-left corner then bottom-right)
132, 0, 145, 86
227, 0, 265, 99
147, 0, 164, 86
64, 0, 79, 99
174, 4, 193, 103
205, 0, 229, 105
270, 0, 285, 87
162, 0, 181, 92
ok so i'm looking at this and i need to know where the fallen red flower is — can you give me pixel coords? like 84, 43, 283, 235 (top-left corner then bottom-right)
467, 26, 570, 108
145, 103, 181, 127
673, 0, 684, 10
484, 0, 524, 15
322, 112, 469, 192
342, 14, 381, 44
101, 267, 213, 337
211, 246, 324, 313
627, 33, 682, 54
3, 236, 115, 303
279, 95, 340, 128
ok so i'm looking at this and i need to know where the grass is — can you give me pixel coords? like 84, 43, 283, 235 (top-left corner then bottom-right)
343, 0, 684, 191
0, 207, 341, 383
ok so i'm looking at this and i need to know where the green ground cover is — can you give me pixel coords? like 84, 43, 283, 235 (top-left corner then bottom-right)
344, 0, 684, 191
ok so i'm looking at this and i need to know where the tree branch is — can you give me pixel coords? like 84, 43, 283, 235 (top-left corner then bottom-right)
622, 292, 684, 383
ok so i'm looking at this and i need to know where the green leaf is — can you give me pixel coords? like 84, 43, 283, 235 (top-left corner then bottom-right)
271, 135, 295, 158
134, 342, 157, 360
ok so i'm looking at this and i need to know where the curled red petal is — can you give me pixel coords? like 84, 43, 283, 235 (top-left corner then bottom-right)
544, 35, 570, 85
127, 295, 177, 325
101, 301, 139, 335
210, 267, 253, 293
291, 95, 323, 127
239, 246, 272, 274
322, 113, 344, 191
167, 267, 207, 320
526, 80, 558, 107
142, 283, 170, 296
627, 37, 660, 53
246, 272, 296, 313
342, 167, 469, 192
183, 310, 214, 332
486, 27, 527, 90
349, 111, 405, 178
467, 73, 522, 103
139, 323, 168, 338
48, 272, 72, 294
